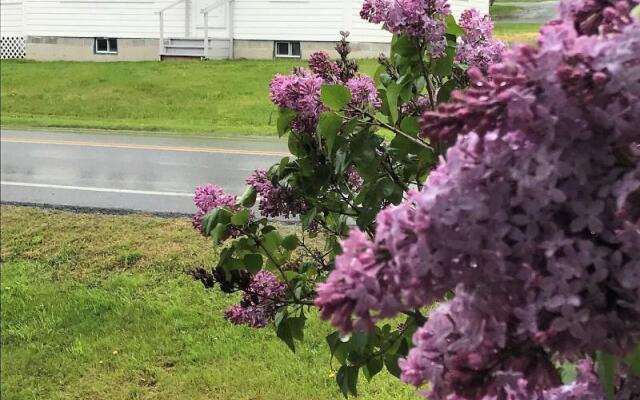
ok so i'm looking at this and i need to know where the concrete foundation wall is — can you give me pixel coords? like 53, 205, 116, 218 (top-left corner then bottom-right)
26, 37, 158, 61
233, 40, 390, 60
25, 37, 390, 61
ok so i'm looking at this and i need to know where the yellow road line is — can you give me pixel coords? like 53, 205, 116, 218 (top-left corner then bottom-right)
0, 137, 290, 157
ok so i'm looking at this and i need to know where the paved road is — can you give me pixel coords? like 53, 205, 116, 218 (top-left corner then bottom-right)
494, 0, 558, 24
1, 129, 288, 214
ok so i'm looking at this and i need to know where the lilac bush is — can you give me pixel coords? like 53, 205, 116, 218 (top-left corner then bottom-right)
361, 0, 451, 57
317, 0, 640, 398
455, 8, 505, 72
190, 0, 640, 398
224, 271, 288, 328
192, 184, 237, 232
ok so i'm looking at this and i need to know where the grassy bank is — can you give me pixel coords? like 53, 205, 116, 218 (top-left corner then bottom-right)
0, 25, 538, 137
0, 59, 378, 137
494, 22, 541, 43
490, 4, 523, 19
0, 206, 417, 400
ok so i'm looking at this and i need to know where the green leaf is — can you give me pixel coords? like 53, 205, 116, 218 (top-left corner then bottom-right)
350, 331, 368, 354
631, 4, 640, 18
281, 234, 299, 251
624, 344, 640, 375
301, 208, 317, 229
327, 331, 341, 354
386, 82, 401, 124
231, 209, 250, 225
432, 44, 455, 77
334, 147, 350, 176
560, 362, 577, 384
346, 366, 359, 396
238, 186, 257, 208
262, 230, 282, 254
243, 253, 263, 273
336, 366, 359, 398
437, 78, 457, 103
336, 366, 349, 398
318, 112, 342, 154
288, 315, 306, 341
321, 84, 352, 111
384, 353, 402, 378
445, 14, 464, 36
400, 116, 420, 136
277, 319, 296, 352
391, 34, 418, 57
210, 223, 227, 245
597, 351, 618, 400
277, 108, 297, 137
278, 156, 290, 175
201, 209, 221, 236
288, 132, 306, 157
363, 357, 384, 382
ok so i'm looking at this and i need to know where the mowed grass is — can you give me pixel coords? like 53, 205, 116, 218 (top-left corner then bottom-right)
490, 4, 523, 19
494, 22, 541, 43
0, 24, 539, 138
0, 206, 418, 400
0, 59, 378, 137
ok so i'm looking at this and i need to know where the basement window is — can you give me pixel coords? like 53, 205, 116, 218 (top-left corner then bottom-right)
275, 41, 301, 58
95, 38, 118, 54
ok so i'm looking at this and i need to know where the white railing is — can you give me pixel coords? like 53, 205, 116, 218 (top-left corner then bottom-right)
201, 0, 234, 59
155, 0, 189, 56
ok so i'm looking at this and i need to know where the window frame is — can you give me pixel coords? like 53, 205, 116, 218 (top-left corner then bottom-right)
94, 37, 118, 55
274, 41, 301, 58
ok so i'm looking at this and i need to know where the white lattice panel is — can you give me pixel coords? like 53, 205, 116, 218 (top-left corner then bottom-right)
1, 37, 26, 59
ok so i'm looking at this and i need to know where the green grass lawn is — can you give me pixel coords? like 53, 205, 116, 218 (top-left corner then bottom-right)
490, 3, 523, 19
0, 59, 378, 137
494, 22, 541, 43
0, 25, 538, 138
0, 206, 418, 400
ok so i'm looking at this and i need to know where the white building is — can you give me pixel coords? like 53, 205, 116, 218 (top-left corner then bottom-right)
1, 0, 488, 61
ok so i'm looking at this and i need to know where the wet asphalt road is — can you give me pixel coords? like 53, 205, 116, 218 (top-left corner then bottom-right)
0, 129, 288, 214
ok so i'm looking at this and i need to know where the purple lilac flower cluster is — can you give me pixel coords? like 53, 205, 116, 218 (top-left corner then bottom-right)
192, 184, 237, 233
455, 8, 505, 72
224, 270, 287, 328
561, 0, 637, 34
269, 53, 380, 135
246, 168, 309, 219
345, 166, 364, 192
346, 75, 383, 111
361, 0, 451, 57
270, 68, 325, 135
309, 51, 340, 82
317, 0, 640, 398
401, 95, 432, 115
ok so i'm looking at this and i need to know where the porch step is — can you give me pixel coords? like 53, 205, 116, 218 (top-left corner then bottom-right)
160, 37, 231, 60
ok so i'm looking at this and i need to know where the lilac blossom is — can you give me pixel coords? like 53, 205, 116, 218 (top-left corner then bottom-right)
455, 8, 506, 72
192, 184, 237, 233
246, 168, 308, 219
346, 75, 382, 110
224, 271, 287, 328
401, 95, 432, 115
361, 0, 451, 57
345, 166, 364, 192
318, 1, 640, 398
560, 0, 637, 35
269, 68, 325, 135
308, 51, 340, 82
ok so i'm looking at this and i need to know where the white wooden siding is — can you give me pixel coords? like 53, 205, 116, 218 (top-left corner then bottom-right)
1, 1, 25, 36
233, 0, 345, 42
16, 0, 489, 42
231, 0, 488, 43
23, 0, 187, 38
